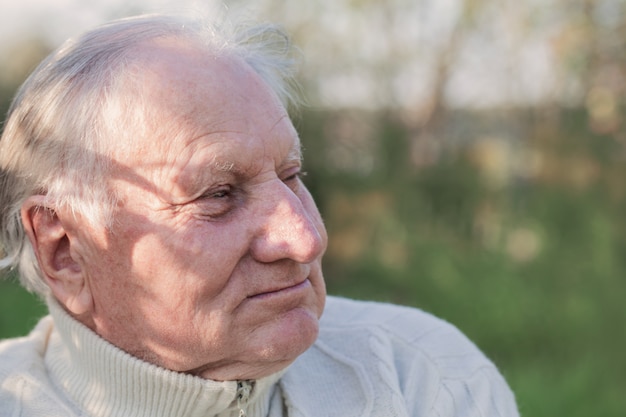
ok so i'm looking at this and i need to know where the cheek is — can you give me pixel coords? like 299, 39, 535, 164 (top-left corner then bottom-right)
83, 220, 227, 310
88, 224, 241, 336
128, 224, 238, 292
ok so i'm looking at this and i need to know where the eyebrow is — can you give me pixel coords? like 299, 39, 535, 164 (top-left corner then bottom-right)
212, 159, 236, 172
286, 140, 304, 164
209, 137, 303, 175
172, 135, 304, 203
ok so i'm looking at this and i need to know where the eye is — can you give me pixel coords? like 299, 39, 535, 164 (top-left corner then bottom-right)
282, 169, 306, 184
209, 187, 230, 199
193, 185, 239, 219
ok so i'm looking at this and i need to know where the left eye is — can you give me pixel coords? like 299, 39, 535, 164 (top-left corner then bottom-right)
210, 189, 230, 198
283, 171, 306, 183
191, 185, 239, 219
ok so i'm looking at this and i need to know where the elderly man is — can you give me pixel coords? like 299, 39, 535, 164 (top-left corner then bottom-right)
0, 13, 519, 417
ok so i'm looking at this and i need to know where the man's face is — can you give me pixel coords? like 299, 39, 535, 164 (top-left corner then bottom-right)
70, 39, 327, 381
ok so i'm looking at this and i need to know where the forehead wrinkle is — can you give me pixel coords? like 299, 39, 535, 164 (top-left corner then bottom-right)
208, 152, 255, 178
175, 130, 244, 174
170, 108, 301, 190
267, 114, 303, 164
208, 119, 302, 175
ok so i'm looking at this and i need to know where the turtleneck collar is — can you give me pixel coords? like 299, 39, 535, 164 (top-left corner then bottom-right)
44, 298, 284, 417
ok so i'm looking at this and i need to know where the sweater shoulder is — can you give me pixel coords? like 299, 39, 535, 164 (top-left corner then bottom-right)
0, 315, 53, 377
312, 296, 520, 416
322, 296, 501, 374
0, 316, 78, 417
322, 295, 450, 330
321, 295, 482, 360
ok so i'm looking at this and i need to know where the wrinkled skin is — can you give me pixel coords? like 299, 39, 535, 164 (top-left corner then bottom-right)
26, 38, 327, 381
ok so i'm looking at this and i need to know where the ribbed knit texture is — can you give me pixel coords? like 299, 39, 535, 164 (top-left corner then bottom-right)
0, 296, 520, 416
44, 298, 284, 417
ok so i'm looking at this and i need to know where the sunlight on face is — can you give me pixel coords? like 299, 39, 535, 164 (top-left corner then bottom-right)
72, 38, 327, 381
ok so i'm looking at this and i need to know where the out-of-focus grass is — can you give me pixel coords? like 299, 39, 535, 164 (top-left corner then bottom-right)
299, 108, 626, 417
0, 275, 47, 339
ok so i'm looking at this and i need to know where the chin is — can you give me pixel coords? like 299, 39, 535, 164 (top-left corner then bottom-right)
256, 305, 320, 363
185, 304, 323, 381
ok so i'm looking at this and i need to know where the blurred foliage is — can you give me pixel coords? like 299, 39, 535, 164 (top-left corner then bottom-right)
296, 105, 626, 417
0, 272, 47, 338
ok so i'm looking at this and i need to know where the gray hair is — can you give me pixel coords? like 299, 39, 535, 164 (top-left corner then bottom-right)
0, 13, 302, 297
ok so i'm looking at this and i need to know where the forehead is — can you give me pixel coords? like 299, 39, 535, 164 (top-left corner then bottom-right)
110, 38, 300, 193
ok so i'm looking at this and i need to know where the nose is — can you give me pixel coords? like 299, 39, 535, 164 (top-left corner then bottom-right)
250, 181, 326, 264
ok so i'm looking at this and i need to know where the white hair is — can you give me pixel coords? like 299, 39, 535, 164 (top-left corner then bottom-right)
0, 13, 302, 297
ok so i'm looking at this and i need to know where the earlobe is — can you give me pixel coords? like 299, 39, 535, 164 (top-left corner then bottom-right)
21, 196, 93, 315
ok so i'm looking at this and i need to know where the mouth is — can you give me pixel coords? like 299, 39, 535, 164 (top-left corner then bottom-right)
247, 278, 311, 300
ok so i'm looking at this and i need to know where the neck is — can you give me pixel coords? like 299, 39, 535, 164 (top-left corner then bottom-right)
44, 297, 285, 417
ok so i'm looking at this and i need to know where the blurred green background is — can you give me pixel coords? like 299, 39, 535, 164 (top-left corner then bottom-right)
1, 0, 625, 416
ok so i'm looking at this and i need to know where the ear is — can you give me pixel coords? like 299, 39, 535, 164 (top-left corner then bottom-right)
21, 196, 93, 316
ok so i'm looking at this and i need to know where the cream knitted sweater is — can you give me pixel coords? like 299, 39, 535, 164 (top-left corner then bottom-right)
0, 296, 519, 416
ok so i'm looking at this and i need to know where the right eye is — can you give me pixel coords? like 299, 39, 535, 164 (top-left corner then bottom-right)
208, 188, 230, 199
194, 185, 238, 219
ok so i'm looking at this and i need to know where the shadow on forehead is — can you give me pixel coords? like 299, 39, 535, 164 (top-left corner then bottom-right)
0, 12, 304, 297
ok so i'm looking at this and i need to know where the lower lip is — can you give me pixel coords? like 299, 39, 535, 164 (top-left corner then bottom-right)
248, 279, 311, 301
